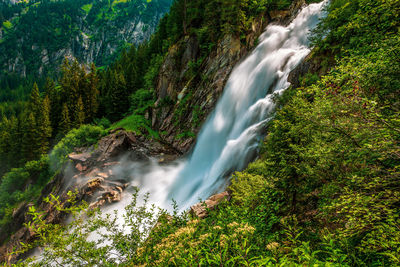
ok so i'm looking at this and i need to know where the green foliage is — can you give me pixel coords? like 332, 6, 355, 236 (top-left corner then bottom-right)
50, 125, 106, 170
110, 113, 159, 138
2, 1, 400, 266
12, 190, 185, 267
93, 117, 111, 129
0, 156, 51, 241
0, 0, 174, 83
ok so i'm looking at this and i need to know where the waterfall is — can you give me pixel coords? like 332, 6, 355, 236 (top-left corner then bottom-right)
108, 1, 328, 214
167, 1, 327, 209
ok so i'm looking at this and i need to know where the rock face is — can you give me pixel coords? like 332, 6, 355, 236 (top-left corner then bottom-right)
0, 129, 178, 264
288, 51, 335, 89
152, 0, 307, 153
0, 0, 172, 78
190, 192, 230, 219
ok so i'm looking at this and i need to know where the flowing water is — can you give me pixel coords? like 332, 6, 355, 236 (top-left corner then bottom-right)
30, 2, 328, 263
109, 0, 328, 214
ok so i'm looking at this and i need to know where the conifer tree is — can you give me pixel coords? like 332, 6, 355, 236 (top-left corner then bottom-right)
21, 112, 40, 162
59, 103, 71, 135
75, 97, 85, 127
29, 82, 41, 117
37, 96, 52, 155
7, 116, 20, 166
45, 77, 61, 133
85, 63, 99, 122
108, 70, 128, 121
60, 59, 80, 119
0, 116, 11, 174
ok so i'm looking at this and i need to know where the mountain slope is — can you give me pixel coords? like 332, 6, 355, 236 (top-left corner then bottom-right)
0, 0, 172, 79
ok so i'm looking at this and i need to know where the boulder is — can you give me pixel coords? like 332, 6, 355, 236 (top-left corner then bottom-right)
190, 192, 230, 219
68, 152, 91, 163
95, 130, 144, 162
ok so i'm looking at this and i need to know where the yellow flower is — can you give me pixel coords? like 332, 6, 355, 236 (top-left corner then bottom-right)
199, 233, 210, 241
266, 242, 280, 251
227, 222, 240, 228
213, 225, 222, 231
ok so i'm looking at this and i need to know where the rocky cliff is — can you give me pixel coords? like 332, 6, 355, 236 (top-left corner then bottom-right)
0, 0, 173, 77
152, 0, 308, 153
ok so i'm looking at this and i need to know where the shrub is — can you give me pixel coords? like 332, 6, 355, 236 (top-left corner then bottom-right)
50, 125, 106, 169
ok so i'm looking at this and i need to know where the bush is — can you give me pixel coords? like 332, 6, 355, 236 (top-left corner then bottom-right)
50, 125, 106, 169
0, 155, 51, 239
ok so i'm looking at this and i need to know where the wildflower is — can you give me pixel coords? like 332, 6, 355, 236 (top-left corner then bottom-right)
266, 242, 280, 251
227, 222, 240, 228
199, 233, 210, 241
213, 225, 222, 231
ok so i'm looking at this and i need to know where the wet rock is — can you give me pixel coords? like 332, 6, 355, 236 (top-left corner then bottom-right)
89, 183, 128, 209
95, 130, 148, 162
97, 172, 109, 179
75, 163, 87, 172
86, 168, 101, 178
68, 152, 91, 163
190, 192, 230, 219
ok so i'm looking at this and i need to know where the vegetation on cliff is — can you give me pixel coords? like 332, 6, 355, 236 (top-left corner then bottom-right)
0, 0, 302, 247
1, 0, 400, 265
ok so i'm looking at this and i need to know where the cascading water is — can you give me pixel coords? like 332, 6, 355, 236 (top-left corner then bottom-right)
30, 2, 328, 263
109, 0, 328, 214
167, 1, 328, 209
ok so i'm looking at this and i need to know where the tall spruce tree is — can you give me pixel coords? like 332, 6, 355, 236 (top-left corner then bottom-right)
45, 77, 61, 133
21, 112, 40, 162
59, 103, 71, 135
108, 70, 128, 121
37, 96, 52, 155
29, 83, 42, 117
85, 63, 99, 122
74, 97, 85, 127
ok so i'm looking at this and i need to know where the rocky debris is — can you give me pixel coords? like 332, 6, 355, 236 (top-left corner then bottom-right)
68, 152, 91, 162
89, 181, 129, 209
68, 130, 179, 172
75, 163, 87, 172
190, 192, 230, 219
95, 130, 142, 162
0, 129, 178, 263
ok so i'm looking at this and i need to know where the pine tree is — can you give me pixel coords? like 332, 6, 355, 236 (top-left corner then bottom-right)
21, 112, 40, 162
107, 70, 128, 121
85, 63, 99, 122
0, 116, 11, 174
29, 82, 41, 117
60, 59, 80, 120
37, 96, 52, 155
8, 116, 20, 166
74, 97, 85, 127
59, 103, 71, 135
45, 77, 61, 133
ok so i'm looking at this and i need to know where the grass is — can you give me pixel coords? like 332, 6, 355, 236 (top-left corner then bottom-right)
109, 114, 159, 138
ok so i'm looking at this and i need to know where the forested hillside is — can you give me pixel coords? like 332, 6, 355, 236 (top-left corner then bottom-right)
0, 0, 172, 102
0, 0, 399, 265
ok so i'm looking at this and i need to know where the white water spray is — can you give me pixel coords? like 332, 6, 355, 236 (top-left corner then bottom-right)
112, 1, 328, 213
